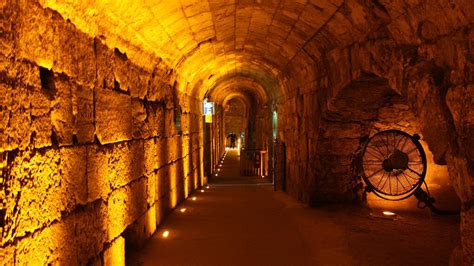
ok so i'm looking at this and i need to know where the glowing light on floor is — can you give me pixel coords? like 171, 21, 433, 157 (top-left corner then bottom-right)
383, 211, 397, 217
206, 185, 210, 189
200, 189, 205, 192
180, 208, 186, 213
192, 197, 197, 201
162, 230, 170, 238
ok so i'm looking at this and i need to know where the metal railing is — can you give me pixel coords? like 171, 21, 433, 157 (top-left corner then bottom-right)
240, 149, 268, 176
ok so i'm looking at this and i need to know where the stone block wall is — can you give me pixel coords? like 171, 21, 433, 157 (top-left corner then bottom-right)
0, 1, 204, 264
277, 7, 474, 262
224, 98, 246, 145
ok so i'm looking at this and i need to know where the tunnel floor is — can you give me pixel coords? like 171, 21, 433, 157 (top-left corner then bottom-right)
128, 150, 460, 266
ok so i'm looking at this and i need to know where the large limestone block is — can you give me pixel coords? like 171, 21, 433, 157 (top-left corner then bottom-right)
95, 38, 115, 91
156, 165, 170, 201
87, 141, 145, 202
87, 145, 109, 202
164, 108, 177, 138
73, 84, 95, 143
103, 236, 125, 266
144, 138, 159, 174
60, 146, 88, 205
67, 201, 108, 263
180, 112, 191, 135
106, 177, 148, 240
13, 200, 107, 265
95, 88, 133, 144
15, 1, 57, 69
51, 75, 74, 146
54, 16, 95, 86
132, 99, 150, 139
3, 149, 62, 243
146, 171, 157, 206
146, 101, 165, 137
1, 83, 30, 152
192, 148, 200, 169
167, 136, 181, 163
107, 141, 145, 190
30, 88, 53, 148
0, 0, 16, 57
181, 135, 191, 158
113, 49, 132, 93
132, 99, 166, 139
147, 65, 172, 102
0, 83, 11, 152
129, 69, 149, 99
123, 207, 156, 249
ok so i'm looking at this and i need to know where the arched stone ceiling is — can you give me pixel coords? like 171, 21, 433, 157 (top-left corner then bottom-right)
40, 0, 343, 65
180, 50, 281, 99
37, 0, 353, 99
222, 94, 251, 112
39, 0, 471, 100
207, 76, 269, 106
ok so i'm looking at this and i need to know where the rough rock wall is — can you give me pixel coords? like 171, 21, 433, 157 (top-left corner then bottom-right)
0, 1, 204, 264
277, 1, 473, 263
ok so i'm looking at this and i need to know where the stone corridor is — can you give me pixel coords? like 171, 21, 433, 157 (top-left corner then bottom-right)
130, 149, 459, 266
1, 0, 474, 264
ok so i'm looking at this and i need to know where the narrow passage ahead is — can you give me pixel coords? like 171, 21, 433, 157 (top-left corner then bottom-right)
131, 150, 458, 266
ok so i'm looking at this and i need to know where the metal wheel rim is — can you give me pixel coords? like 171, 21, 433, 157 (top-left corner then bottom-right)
360, 129, 427, 200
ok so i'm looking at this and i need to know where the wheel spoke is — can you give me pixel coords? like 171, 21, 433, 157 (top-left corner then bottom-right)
396, 174, 408, 192
363, 131, 425, 197
384, 135, 391, 154
368, 143, 386, 157
366, 147, 384, 161
405, 146, 418, 155
401, 172, 413, 186
388, 172, 393, 194
403, 171, 419, 181
367, 168, 384, 179
380, 172, 390, 192
376, 171, 387, 188
394, 135, 404, 150
407, 166, 422, 176
399, 137, 409, 153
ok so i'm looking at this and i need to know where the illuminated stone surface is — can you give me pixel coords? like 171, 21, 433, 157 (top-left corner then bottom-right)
0, 0, 473, 264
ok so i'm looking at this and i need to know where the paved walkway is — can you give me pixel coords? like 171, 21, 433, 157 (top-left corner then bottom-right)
131, 150, 459, 266
209, 149, 272, 185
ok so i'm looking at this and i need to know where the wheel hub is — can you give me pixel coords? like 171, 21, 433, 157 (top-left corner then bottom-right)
382, 149, 409, 172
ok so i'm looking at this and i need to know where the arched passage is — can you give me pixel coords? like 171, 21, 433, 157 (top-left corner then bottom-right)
2, 0, 473, 264
310, 72, 461, 212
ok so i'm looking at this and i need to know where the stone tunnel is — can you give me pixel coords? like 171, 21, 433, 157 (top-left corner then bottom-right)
1, 0, 473, 265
